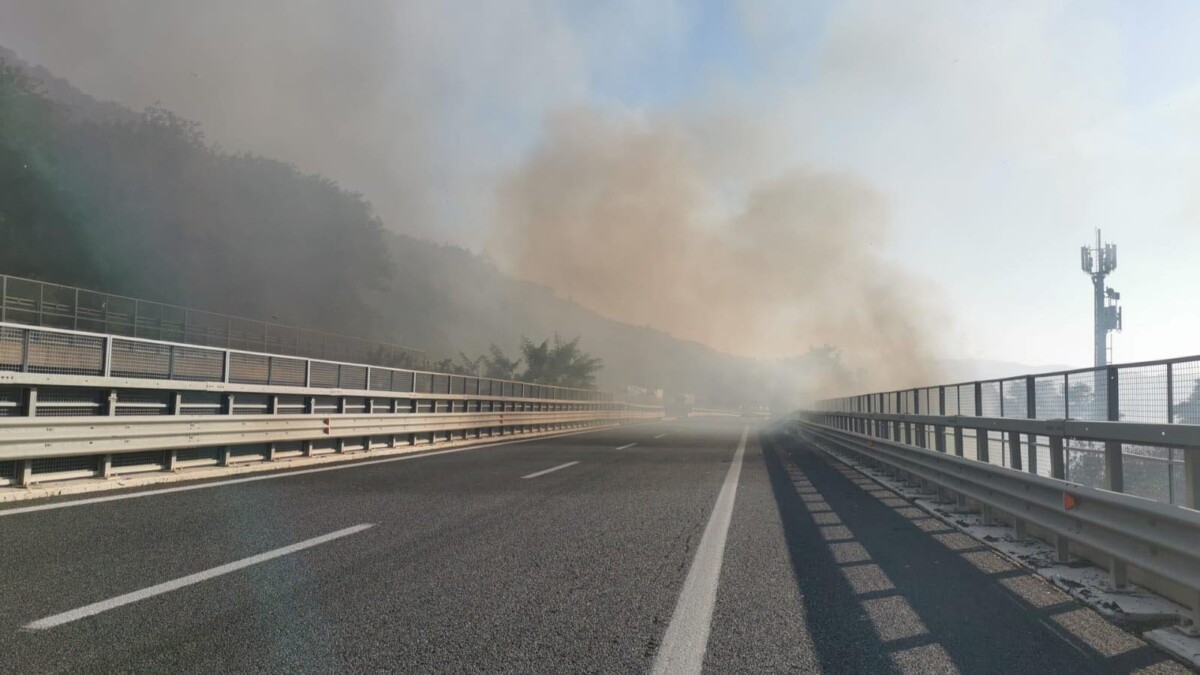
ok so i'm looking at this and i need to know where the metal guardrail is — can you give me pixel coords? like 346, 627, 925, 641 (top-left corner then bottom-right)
799, 413, 1200, 628
0, 323, 660, 487
0, 273, 425, 368
0, 322, 609, 402
815, 356, 1200, 507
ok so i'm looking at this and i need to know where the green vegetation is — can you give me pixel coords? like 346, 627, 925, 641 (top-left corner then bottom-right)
430, 337, 601, 388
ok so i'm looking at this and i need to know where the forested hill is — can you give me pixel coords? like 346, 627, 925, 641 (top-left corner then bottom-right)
0, 46, 759, 405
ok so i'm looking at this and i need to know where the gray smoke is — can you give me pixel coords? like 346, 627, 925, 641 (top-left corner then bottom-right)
492, 109, 944, 396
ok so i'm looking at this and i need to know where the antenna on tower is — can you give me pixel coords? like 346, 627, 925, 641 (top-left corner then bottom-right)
1081, 229, 1121, 367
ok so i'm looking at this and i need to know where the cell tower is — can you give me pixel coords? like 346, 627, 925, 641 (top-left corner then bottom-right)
1080, 229, 1122, 367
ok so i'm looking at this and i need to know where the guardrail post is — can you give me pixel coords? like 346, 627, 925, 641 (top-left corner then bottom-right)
1184, 447, 1199, 510
101, 453, 113, 478
1007, 431, 1022, 471
16, 459, 31, 486
1049, 436, 1066, 480
1055, 534, 1070, 563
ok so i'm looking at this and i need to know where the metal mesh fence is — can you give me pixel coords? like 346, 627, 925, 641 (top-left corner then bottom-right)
229, 353, 270, 385
1172, 360, 1200, 424
269, 357, 306, 387
31, 455, 99, 477
1118, 364, 1168, 423
35, 387, 105, 416
1001, 378, 1027, 418
111, 340, 170, 379
26, 331, 104, 376
0, 387, 21, 416
1, 274, 423, 367
172, 345, 225, 381
115, 389, 171, 416
310, 362, 340, 389
432, 375, 449, 394
112, 450, 167, 469
391, 371, 415, 393
1121, 444, 1178, 503
0, 326, 22, 371
980, 381, 1001, 417
1034, 375, 1066, 418
369, 367, 393, 391
177, 448, 222, 464
339, 365, 367, 390
1066, 369, 1105, 420
958, 384, 975, 415
180, 392, 222, 415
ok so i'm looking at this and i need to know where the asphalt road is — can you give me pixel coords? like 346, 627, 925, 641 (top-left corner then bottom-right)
0, 418, 1187, 673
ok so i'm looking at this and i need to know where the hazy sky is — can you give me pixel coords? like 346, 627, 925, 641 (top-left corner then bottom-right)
3, 1, 1200, 369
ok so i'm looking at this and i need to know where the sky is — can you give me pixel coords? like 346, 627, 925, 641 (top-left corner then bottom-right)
3, 0, 1200, 371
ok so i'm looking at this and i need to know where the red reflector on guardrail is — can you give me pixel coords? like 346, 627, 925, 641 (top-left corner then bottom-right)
1063, 493, 1079, 511
323, 418, 331, 435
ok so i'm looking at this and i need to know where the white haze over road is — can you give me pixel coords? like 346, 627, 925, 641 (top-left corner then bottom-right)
3, 1, 1200, 373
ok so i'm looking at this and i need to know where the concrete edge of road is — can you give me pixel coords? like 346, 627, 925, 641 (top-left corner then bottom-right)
0, 422, 654, 505
794, 427, 1200, 670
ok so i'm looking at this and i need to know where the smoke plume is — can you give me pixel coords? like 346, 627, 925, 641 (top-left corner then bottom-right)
492, 109, 944, 396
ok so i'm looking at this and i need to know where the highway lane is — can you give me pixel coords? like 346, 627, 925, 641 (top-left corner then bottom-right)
0, 420, 739, 672
0, 418, 1188, 672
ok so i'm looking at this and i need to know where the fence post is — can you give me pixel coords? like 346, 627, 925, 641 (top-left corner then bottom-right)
913, 388, 924, 448
1104, 366, 1123, 493
1104, 365, 1128, 588
935, 386, 947, 452
975, 382, 988, 463
1026, 376, 1038, 474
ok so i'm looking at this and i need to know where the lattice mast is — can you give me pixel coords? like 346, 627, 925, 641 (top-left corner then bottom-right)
1081, 229, 1121, 367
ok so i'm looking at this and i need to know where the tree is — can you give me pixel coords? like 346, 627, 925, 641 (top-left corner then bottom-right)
520, 335, 602, 388
481, 344, 521, 380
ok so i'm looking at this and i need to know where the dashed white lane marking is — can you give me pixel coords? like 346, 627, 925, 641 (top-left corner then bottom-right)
616, 443, 637, 450
651, 425, 749, 675
654, 434, 668, 439
0, 426, 617, 517
24, 524, 375, 630
521, 461, 580, 479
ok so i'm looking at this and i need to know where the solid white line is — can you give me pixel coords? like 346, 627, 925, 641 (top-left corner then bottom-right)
652, 425, 749, 675
0, 426, 617, 518
521, 461, 580, 479
616, 443, 637, 450
24, 523, 375, 630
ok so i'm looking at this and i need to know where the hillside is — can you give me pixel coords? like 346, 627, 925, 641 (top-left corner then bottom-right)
0, 46, 761, 406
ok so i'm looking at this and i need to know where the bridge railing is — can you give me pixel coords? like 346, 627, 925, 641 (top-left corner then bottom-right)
804, 356, 1200, 627
0, 322, 661, 487
814, 355, 1200, 508
797, 417, 1200, 628
0, 273, 425, 368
